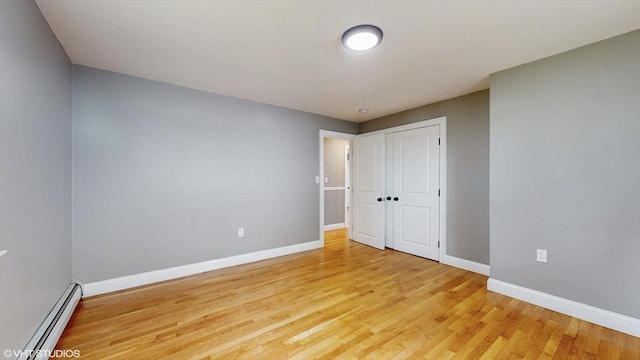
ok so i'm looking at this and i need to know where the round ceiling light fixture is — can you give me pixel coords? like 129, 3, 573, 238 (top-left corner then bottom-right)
342, 24, 383, 51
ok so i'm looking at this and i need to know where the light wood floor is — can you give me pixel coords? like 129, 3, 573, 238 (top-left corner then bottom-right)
55, 229, 639, 359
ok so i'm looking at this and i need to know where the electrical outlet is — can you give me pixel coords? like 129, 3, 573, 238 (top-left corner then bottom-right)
238, 228, 244, 238
536, 249, 547, 263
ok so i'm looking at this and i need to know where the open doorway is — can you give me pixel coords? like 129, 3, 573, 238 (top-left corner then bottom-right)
323, 137, 350, 231
319, 131, 356, 246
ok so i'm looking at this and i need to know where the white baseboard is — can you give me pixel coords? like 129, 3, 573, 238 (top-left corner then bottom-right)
82, 240, 322, 297
487, 278, 640, 337
442, 255, 490, 276
324, 223, 345, 231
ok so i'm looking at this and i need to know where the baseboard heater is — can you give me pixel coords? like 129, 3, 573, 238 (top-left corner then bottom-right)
19, 283, 82, 360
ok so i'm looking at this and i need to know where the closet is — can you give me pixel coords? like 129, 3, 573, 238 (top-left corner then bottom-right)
352, 120, 442, 261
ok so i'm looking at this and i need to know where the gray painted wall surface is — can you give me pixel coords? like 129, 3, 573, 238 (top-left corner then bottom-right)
490, 30, 640, 318
324, 191, 346, 226
359, 90, 490, 265
324, 138, 348, 226
324, 138, 348, 187
72, 66, 358, 283
0, 0, 72, 351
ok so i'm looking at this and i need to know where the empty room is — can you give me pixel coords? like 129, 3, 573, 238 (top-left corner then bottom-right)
1, 0, 639, 359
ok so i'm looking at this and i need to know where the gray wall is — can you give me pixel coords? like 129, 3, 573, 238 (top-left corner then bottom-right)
359, 90, 490, 265
324, 138, 348, 187
324, 138, 349, 226
324, 191, 346, 226
0, 0, 72, 352
72, 66, 358, 283
490, 30, 640, 318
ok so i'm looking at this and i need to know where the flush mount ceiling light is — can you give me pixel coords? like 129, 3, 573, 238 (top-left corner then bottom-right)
342, 24, 383, 51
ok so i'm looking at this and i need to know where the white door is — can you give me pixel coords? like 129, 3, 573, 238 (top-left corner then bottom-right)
352, 134, 385, 250
392, 126, 440, 260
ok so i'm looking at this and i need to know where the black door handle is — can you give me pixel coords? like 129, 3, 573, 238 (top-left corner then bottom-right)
393, 197, 399, 201
377, 197, 383, 202
386, 196, 391, 201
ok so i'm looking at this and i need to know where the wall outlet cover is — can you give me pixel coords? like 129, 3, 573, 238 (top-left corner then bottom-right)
536, 249, 547, 263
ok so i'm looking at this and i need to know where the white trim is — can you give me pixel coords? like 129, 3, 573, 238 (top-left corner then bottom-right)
360, 117, 447, 263
438, 119, 447, 263
319, 130, 357, 247
360, 117, 446, 137
82, 241, 321, 297
324, 186, 345, 191
324, 223, 345, 231
344, 144, 351, 232
442, 255, 490, 276
487, 278, 640, 337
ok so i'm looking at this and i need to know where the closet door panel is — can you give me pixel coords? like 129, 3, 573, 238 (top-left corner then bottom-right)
392, 125, 440, 260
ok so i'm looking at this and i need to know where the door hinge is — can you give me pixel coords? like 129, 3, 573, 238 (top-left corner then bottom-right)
438, 138, 441, 145
347, 153, 350, 160
438, 189, 440, 197
438, 241, 440, 248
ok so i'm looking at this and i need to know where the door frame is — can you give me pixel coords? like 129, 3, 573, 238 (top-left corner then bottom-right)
359, 117, 447, 261
344, 143, 351, 230
319, 130, 357, 247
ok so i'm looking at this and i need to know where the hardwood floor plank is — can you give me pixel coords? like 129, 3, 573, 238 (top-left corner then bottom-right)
53, 229, 640, 359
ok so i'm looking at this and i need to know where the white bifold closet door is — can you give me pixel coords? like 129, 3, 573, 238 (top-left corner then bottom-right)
392, 125, 440, 261
352, 133, 385, 250
352, 125, 440, 261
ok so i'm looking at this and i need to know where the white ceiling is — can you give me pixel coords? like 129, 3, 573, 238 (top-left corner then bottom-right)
35, 0, 640, 122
